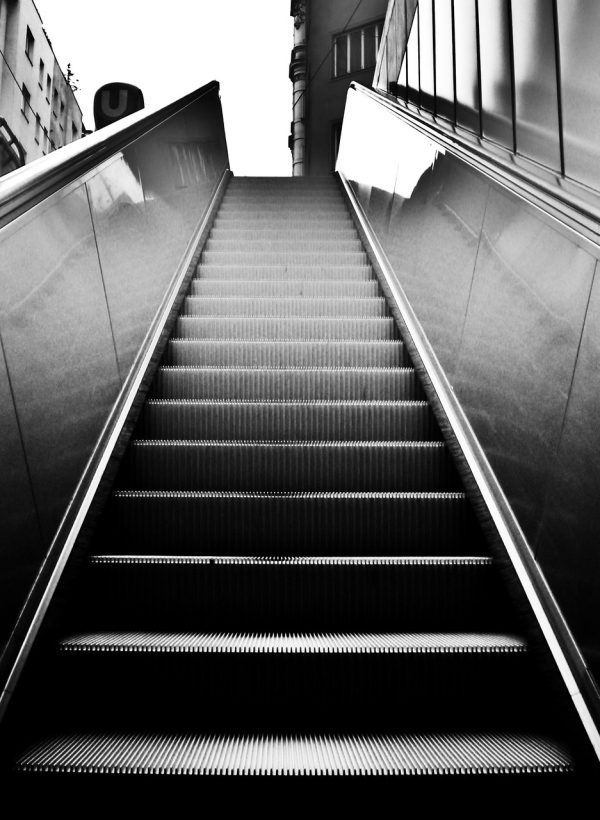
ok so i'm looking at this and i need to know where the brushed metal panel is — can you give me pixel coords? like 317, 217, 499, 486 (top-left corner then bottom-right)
0, 344, 42, 647
556, 0, 600, 189
535, 268, 600, 682
478, 0, 514, 149
0, 186, 121, 541
377, 154, 489, 379
511, 0, 560, 170
87, 95, 229, 375
453, 186, 595, 540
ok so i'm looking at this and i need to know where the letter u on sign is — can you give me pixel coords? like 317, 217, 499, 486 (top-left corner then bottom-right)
93, 83, 145, 130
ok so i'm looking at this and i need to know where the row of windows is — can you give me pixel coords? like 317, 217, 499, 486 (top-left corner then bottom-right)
332, 20, 383, 79
24, 26, 68, 122
21, 83, 79, 150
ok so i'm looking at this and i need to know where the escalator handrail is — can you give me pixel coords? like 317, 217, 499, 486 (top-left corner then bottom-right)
0, 168, 232, 726
338, 168, 600, 764
0, 80, 220, 230
351, 82, 600, 254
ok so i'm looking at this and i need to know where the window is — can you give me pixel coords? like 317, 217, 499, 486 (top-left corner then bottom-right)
38, 59, 44, 88
72, 122, 78, 142
52, 88, 58, 116
21, 84, 31, 120
34, 114, 41, 143
46, 74, 51, 102
43, 126, 48, 151
25, 27, 34, 63
332, 20, 383, 78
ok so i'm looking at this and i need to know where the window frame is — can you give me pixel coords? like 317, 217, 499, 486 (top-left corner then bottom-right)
21, 84, 31, 120
332, 19, 383, 79
25, 27, 34, 64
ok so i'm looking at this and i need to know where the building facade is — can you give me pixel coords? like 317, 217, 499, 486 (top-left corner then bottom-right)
0, 0, 83, 176
290, 0, 388, 176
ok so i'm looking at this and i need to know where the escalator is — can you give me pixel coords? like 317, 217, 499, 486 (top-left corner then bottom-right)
2, 175, 586, 787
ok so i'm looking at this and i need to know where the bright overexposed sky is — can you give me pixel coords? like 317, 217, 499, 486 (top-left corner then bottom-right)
33, 0, 292, 175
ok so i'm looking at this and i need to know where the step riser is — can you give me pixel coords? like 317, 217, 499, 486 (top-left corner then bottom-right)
74, 560, 509, 633
137, 403, 439, 442
166, 341, 408, 368
104, 494, 476, 555
150, 368, 424, 401
190, 281, 381, 298
175, 317, 397, 341
209, 229, 358, 241
201, 252, 369, 266
183, 297, 389, 317
49, 652, 533, 731
121, 443, 455, 492
205, 239, 364, 252
196, 265, 375, 281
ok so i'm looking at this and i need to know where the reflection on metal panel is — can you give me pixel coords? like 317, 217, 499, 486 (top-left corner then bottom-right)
336, 83, 443, 198
337, 80, 600, 687
0, 85, 229, 650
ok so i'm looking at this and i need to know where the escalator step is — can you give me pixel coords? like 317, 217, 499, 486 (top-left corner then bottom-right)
105, 490, 477, 554
195, 264, 374, 280
122, 440, 456, 492
15, 732, 573, 776
166, 340, 406, 367
78, 555, 506, 631
205, 238, 364, 253
151, 367, 423, 400
58, 631, 527, 654
209, 228, 358, 241
201, 251, 369, 266
214, 214, 355, 226
137, 400, 438, 441
183, 297, 389, 316
190, 280, 381, 298
175, 317, 397, 340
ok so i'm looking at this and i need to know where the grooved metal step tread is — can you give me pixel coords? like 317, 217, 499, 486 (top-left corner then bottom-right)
138, 401, 438, 442
15, 732, 573, 776
112, 489, 466, 499
183, 297, 389, 317
58, 632, 527, 654
205, 239, 364, 252
88, 555, 493, 567
166, 340, 406, 368
175, 317, 398, 341
195, 265, 374, 280
123, 440, 453, 492
190, 281, 381, 298
151, 366, 421, 401
201, 252, 369, 266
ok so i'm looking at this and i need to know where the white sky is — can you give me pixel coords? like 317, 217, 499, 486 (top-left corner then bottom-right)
33, 0, 293, 175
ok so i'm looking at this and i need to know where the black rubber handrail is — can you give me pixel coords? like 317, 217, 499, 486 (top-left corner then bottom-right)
0, 80, 220, 230
350, 83, 600, 253
0, 165, 232, 726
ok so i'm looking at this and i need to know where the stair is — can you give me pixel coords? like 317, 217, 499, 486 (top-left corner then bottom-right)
8, 176, 577, 785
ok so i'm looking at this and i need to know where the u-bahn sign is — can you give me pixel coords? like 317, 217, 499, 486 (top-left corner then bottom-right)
94, 83, 144, 130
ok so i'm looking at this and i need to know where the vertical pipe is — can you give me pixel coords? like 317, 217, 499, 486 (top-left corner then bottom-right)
431, 0, 437, 116
290, 1, 307, 176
